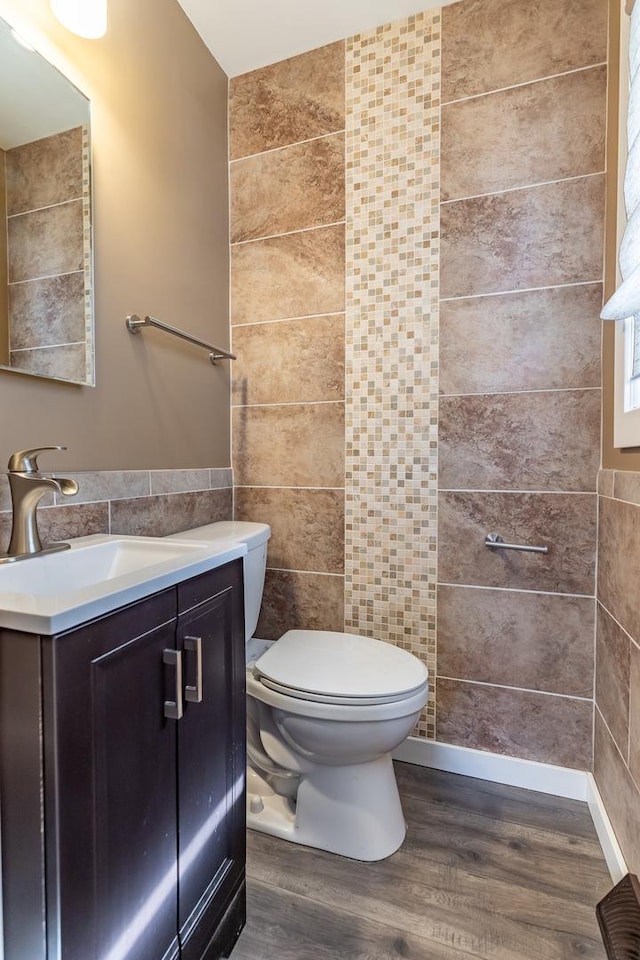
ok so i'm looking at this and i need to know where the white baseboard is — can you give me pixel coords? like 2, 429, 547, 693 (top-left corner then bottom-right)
394, 736, 588, 800
586, 772, 628, 884
393, 736, 628, 882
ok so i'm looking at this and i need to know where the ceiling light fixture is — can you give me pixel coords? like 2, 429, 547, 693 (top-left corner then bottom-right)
50, 0, 107, 39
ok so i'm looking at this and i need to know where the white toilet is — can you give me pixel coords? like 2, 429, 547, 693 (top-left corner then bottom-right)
168, 521, 428, 862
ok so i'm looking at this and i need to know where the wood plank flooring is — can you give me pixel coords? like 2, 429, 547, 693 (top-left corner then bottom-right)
231, 762, 611, 960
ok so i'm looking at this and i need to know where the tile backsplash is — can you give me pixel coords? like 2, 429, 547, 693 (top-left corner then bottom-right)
0, 469, 232, 551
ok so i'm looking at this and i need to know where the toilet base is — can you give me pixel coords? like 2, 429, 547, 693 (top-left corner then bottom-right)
246, 752, 406, 861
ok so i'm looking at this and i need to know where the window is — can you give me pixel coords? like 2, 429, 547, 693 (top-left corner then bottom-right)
604, 2, 640, 446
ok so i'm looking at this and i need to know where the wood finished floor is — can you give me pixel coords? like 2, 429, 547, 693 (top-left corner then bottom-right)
231, 762, 611, 960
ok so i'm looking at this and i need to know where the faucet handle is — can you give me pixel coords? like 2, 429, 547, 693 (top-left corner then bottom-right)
8, 446, 68, 473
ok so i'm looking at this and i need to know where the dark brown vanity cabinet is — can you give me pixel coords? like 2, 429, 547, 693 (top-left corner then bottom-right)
0, 558, 246, 960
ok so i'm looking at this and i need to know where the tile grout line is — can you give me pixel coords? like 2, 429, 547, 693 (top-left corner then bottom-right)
231, 220, 345, 248
267, 567, 344, 578
232, 400, 344, 409
438, 488, 598, 495
437, 582, 595, 600
441, 60, 608, 109
11, 342, 85, 353
602, 493, 640, 506
7, 196, 83, 218
229, 128, 346, 165
235, 485, 344, 491
596, 598, 640, 655
440, 279, 603, 303
440, 170, 605, 207
39, 485, 233, 509
232, 311, 345, 329
440, 386, 602, 399
436, 674, 593, 703
596, 703, 640, 796
9, 269, 84, 286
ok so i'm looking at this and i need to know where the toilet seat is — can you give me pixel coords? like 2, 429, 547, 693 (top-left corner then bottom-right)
252, 629, 428, 709
256, 674, 427, 706
246, 669, 428, 722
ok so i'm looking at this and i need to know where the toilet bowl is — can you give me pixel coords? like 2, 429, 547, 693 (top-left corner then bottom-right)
167, 521, 429, 862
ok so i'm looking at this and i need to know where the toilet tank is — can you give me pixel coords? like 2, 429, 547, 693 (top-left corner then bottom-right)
166, 521, 271, 641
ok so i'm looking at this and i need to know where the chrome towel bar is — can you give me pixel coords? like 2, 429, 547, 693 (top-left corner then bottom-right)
484, 533, 549, 555
126, 314, 236, 364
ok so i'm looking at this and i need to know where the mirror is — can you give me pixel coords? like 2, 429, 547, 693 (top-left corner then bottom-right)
0, 15, 94, 386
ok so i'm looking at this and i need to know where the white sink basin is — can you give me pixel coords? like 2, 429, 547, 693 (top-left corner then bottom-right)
0, 534, 246, 634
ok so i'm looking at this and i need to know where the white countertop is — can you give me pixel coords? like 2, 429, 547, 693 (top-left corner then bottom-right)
0, 534, 247, 635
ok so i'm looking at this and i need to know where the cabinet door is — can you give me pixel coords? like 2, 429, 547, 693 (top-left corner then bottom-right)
176, 561, 245, 960
42, 591, 180, 960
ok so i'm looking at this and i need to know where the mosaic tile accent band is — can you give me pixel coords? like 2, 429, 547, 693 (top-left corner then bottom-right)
344, 12, 441, 738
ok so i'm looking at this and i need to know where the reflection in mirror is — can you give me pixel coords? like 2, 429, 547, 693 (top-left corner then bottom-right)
0, 16, 94, 386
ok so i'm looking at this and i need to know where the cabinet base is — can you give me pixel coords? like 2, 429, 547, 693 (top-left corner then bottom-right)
201, 879, 246, 960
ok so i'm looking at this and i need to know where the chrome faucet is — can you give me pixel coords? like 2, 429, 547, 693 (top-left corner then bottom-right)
1, 446, 79, 563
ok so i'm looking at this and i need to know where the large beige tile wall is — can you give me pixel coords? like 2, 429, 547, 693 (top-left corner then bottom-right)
595, 471, 640, 874
230, 44, 347, 637
436, 0, 607, 768
230, 0, 608, 761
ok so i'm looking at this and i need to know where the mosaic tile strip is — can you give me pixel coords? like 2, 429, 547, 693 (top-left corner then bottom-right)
345, 12, 441, 739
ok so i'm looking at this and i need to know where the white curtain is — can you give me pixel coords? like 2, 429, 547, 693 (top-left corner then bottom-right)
602, 1, 640, 320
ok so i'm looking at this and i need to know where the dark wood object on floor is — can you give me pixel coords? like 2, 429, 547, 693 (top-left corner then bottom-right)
232, 762, 611, 959
597, 872, 640, 959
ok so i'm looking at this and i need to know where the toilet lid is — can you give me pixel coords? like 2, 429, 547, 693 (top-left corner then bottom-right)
253, 630, 428, 703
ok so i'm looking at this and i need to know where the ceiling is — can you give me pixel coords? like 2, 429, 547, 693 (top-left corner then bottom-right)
177, 0, 459, 78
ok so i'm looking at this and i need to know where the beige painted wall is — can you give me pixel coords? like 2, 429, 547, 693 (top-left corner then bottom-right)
0, 0, 230, 471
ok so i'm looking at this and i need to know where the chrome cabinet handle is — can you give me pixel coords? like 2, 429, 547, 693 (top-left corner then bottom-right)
184, 636, 203, 704
163, 649, 183, 720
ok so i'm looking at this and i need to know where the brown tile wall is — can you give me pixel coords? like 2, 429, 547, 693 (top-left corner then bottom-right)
436, 0, 607, 769
595, 471, 640, 874
0, 469, 233, 553
227, 0, 608, 771
229, 43, 346, 639
4, 127, 87, 382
